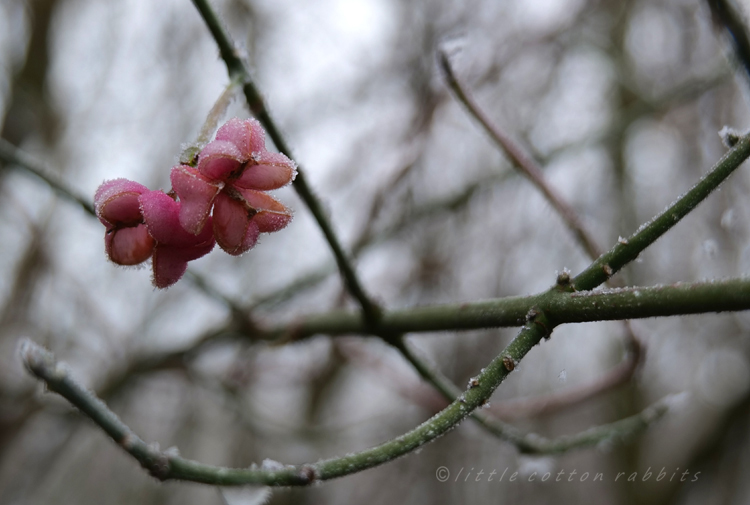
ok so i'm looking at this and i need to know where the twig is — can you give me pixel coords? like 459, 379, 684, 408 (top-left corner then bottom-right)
350, 334, 640, 420
511, 395, 673, 454
249, 173, 504, 310
0, 138, 94, 215
537, 69, 729, 166
95, 326, 230, 400
572, 131, 750, 291
180, 76, 243, 165
21, 340, 302, 485
350, 157, 419, 257
190, 0, 381, 326
438, 50, 602, 260
20, 338, 671, 494
14, 339, 505, 484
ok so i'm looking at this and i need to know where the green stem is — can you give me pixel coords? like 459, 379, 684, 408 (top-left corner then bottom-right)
180, 77, 243, 165
256, 278, 750, 341
573, 132, 750, 290
392, 337, 659, 454
22, 326, 536, 484
190, 0, 380, 325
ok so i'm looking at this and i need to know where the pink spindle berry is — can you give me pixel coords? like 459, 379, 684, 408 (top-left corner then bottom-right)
139, 190, 215, 288
179, 117, 296, 256
94, 179, 155, 266
170, 165, 223, 235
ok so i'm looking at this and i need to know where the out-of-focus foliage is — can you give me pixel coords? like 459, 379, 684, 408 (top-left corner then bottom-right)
2, 0, 750, 503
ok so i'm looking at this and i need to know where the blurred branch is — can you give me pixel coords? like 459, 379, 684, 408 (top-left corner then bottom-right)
191, 0, 381, 325
94, 326, 230, 400
438, 50, 602, 259
347, 148, 641, 441
348, 335, 640, 420
0, 138, 94, 215
542, 69, 730, 165
249, 173, 504, 310
182, 271, 254, 332
706, 0, 750, 81
350, 157, 419, 258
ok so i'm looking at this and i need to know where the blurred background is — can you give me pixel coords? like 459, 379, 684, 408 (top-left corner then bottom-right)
3, 0, 750, 503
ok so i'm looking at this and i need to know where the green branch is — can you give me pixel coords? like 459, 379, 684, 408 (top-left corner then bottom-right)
21, 317, 537, 484
190, 0, 381, 325
573, 131, 750, 290
21, 340, 310, 486
25, 337, 661, 485
256, 279, 750, 341
393, 338, 664, 454
515, 395, 673, 454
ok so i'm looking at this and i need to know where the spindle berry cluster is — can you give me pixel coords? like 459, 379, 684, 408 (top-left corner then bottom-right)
94, 118, 296, 288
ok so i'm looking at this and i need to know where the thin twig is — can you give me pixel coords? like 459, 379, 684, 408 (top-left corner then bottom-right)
572, 131, 750, 290
350, 157, 419, 256
249, 173, 504, 310
22, 339, 671, 476
190, 0, 381, 326
438, 50, 602, 259
0, 138, 94, 215
180, 76, 243, 165
95, 326, 230, 400
437, 51, 646, 421
350, 334, 640, 420
14, 338, 510, 484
